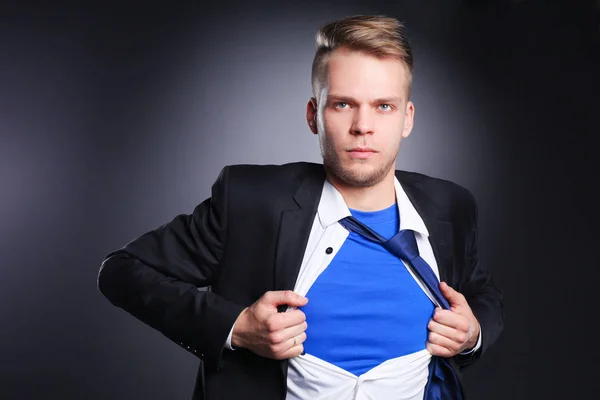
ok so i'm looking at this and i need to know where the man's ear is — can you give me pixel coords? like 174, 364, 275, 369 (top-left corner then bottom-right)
402, 101, 415, 139
306, 97, 318, 135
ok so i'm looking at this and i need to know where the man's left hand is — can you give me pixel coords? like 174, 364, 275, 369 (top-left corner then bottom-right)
426, 281, 480, 357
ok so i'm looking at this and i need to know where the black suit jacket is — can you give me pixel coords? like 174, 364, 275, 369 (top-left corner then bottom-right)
98, 162, 503, 400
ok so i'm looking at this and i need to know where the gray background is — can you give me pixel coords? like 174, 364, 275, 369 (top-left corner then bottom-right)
1, 0, 598, 399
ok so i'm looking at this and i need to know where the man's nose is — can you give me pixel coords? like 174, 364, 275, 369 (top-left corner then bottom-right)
350, 109, 374, 135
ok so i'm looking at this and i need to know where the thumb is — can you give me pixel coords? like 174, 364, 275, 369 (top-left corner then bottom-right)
264, 290, 308, 308
439, 282, 466, 307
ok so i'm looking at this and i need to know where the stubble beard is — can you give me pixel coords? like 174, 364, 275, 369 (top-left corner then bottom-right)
320, 138, 398, 188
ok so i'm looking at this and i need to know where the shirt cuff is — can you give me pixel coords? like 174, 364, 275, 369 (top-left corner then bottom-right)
460, 328, 482, 355
224, 323, 236, 351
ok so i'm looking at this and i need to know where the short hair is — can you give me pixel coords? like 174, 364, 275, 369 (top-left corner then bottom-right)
311, 15, 414, 99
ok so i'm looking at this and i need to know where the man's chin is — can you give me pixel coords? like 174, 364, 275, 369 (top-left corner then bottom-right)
332, 165, 386, 188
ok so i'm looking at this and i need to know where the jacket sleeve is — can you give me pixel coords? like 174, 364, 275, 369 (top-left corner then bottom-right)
454, 190, 504, 369
97, 166, 245, 372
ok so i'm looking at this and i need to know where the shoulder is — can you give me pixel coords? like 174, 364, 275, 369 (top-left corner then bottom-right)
396, 169, 477, 221
213, 161, 323, 200
223, 162, 322, 181
218, 162, 322, 188
397, 170, 475, 202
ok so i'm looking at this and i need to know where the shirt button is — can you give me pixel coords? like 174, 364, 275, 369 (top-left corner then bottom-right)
325, 247, 333, 254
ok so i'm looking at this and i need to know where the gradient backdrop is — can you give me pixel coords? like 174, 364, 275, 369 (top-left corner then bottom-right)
1, 1, 598, 399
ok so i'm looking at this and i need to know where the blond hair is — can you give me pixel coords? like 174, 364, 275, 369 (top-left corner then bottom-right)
311, 15, 413, 98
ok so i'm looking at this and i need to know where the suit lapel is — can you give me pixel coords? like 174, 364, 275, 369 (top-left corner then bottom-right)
398, 173, 455, 284
273, 165, 325, 294
425, 221, 454, 284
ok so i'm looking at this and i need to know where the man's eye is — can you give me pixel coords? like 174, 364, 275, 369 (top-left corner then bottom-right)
335, 102, 349, 109
379, 104, 392, 111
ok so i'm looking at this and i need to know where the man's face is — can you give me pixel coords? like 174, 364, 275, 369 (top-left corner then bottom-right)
308, 48, 414, 187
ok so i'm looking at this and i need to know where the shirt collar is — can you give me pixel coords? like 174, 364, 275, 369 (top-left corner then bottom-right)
317, 177, 430, 237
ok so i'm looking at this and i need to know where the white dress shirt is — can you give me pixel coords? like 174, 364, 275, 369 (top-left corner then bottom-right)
226, 177, 481, 400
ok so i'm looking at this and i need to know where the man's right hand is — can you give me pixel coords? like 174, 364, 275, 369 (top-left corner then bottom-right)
231, 290, 308, 359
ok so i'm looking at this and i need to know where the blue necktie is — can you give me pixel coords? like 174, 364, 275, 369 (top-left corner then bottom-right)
339, 216, 463, 400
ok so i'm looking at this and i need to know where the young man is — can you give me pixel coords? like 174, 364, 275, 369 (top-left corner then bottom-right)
98, 15, 503, 400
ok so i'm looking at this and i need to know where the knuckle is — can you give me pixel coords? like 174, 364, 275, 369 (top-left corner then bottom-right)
299, 332, 307, 343
293, 310, 306, 323
268, 332, 281, 344
268, 343, 279, 355
266, 317, 279, 333
262, 291, 273, 300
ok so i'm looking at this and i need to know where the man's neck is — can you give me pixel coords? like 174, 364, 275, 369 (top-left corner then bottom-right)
327, 170, 397, 212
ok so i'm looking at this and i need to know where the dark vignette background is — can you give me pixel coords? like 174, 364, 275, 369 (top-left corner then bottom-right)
1, 0, 598, 399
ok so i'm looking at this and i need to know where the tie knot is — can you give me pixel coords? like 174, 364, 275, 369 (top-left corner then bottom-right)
382, 229, 420, 262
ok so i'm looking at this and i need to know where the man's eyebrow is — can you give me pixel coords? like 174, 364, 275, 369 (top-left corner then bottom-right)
373, 96, 403, 104
327, 94, 403, 104
327, 95, 357, 103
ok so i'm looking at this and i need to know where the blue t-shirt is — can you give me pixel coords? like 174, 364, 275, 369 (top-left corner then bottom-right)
300, 203, 435, 376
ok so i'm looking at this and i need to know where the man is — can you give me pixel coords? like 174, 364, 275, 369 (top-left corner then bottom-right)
98, 15, 503, 400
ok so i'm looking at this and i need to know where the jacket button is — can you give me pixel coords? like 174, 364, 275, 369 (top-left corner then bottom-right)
325, 247, 333, 254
